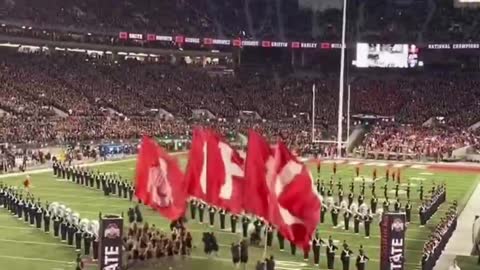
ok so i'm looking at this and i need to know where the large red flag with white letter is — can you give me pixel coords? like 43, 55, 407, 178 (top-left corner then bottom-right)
267, 142, 321, 247
206, 131, 245, 214
243, 130, 272, 220
135, 136, 187, 221
185, 128, 208, 201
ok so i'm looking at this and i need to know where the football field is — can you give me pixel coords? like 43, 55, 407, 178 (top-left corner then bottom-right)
0, 157, 479, 270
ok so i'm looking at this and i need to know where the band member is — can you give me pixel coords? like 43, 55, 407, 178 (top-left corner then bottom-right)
419, 204, 426, 227
231, 242, 241, 267
372, 168, 377, 180
83, 232, 92, 256
127, 208, 135, 224
290, 240, 296, 256
348, 193, 354, 208
43, 207, 50, 233
17, 197, 24, 220
230, 214, 238, 233
29, 203, 36, 226
253, 219, 264, 240
312, 233, 324, 266
395, 183, 400, 198
353, 214, 361, 234
242, 215, 250, 238
396, 169, 401, 183
53, 215, 61, 237
338, 188, 344, 203
320, 181, 326, 196
23, 175, 31, 192
349, 181, 354, 193
405, 200, 412, 223
189, 199, 197, 220
371, 182, 376, 196
67, 223, 76, 246
394, 198, 402, 212
277, 230, 285, 251
317, 161, 321, 175
364, 211, 372, 238
383, 198, 390, 212
341, 242, 353, 270
358, 194, 364, 206
316, 179, 321, 194
60, 219, 68, 242
240, 240, 248, 266
333, 162, 337, 175
331, 205, 339, 227
406, 183, 411, 199
35, 205, 42, 229
219, 209, 227, 230
74, 225, 82, 252
321, 204, 327, 224
326, 236, 338, 269
360, 180, 366, 195
383, 183, 388, 198
371, 196, 378, 213
53, 161, 58, 176
327, 188, 333, 197
385, 168, 389, 182
356, 247, 369, 270
419, 184, 424, 201
266, 225, 274, 247
355, 166, 360, 177
198, 203, 205, 224
344, 210, 352, 230
92, 235, 99, 261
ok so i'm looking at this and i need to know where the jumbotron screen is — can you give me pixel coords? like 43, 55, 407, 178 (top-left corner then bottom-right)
354, 43, 422, 68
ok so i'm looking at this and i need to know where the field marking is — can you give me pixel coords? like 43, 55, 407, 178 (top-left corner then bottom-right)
0, 152, 187, 180
0, 255, 74, 265
393, 164, 406, 168
419, 172, 434, 175
411, 165, 427, 169
347, 161, 362, 165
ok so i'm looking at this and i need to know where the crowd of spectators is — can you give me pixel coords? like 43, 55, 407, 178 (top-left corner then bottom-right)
1, 0, 480, 45
0, 51, 478, 159
358, 124, 479, 159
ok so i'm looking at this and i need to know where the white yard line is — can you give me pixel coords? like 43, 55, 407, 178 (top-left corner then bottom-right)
0, 254, 74, 265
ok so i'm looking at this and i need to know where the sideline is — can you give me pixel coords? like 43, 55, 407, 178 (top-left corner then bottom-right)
0, 152, 187, 180
433, 178, 480, 270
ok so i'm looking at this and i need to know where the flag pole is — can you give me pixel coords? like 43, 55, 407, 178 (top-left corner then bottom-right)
337, 0, 347, 158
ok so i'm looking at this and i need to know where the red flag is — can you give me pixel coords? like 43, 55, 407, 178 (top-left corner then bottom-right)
244, 130, 273, 220
206, 131, 245, 214
135, 136, 187, 221
185, 128, 208, 201
267, 142, 321, 247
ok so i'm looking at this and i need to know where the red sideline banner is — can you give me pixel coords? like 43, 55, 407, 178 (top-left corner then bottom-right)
118, 31, 480, 50
99, 215, 124, 270
118, 31, 341, 49
380, 213, 406, 270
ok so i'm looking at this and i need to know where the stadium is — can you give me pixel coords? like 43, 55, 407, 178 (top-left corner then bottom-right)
0, 0, 480, 270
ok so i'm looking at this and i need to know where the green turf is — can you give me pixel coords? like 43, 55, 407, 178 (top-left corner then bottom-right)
455, 255, 479, 270
0, 159, 478, 270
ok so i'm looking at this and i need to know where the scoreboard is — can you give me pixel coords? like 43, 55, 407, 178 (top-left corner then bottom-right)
354, 43, 423, 68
